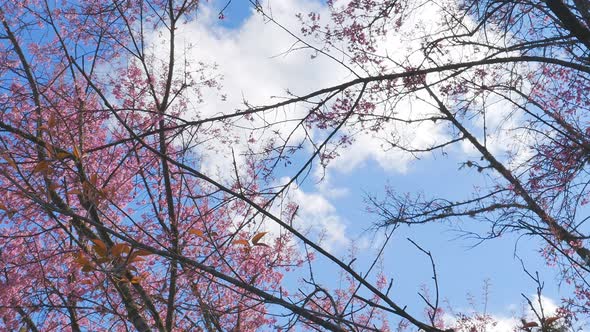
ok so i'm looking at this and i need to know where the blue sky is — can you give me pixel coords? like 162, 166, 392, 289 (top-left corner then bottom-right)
186, 0, 567, 326
213, 0, 252, 28
316, 155, 560, 314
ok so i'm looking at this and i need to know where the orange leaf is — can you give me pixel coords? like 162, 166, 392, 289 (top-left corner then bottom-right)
32, 161, 51, 174
132, 249, 153, 257
251, 231, 268, 245
74, 253, 90, 266
96, 258, 110, 265
55, 151, 70, 160
522, 322, 539, 328
130, 275, 146, 284
0, 204, 15, 218
89, 173, 98, 185
73, 146, 82, 160
69, 189, 82, 196
188, 229, 204, 237
48, 183, 60, 191
81, 264, 94, 272
111, 243, 131, 257
91, 239, 108, 257
233, 239, 250, 246
47, 114, 57, 128
45, 145, 55, 158
545, 316, 560, 325
1, 154, 17, 169
91, 239, 106, 250
128, 256, 145, 263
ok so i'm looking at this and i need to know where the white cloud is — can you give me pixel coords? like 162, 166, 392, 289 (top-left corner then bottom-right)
442, 313, 520, 332
134, 0, 539, 255
174, 0, 349, 179
166, 0, 457, 181
136, 0, 536, 183
106, 1, 355, 254
443, 295, 561, 332
325, 105, 447, 175
266, 177, 350, 252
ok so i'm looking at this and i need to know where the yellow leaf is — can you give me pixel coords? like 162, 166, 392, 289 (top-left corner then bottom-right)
251, 232, 268, 245
233, 239, 250, 246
